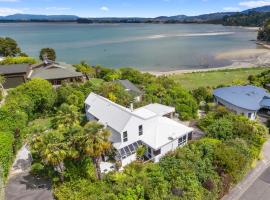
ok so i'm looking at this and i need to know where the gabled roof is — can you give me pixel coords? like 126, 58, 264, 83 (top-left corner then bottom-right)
30, 62, 83, 80
85, 93, 134, 133
85, 93, 193, 150
0, 64, 29, 75
214, 85, 270, 111
116, 79, 142, 95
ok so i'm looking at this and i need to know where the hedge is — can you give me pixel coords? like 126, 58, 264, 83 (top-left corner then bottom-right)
0, 132, 14, 178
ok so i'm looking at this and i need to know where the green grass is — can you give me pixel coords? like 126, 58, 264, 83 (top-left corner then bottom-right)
88, 78, 104, 87
171, 67, 269, 90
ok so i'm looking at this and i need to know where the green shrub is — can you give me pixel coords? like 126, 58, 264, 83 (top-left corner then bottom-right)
0, 132, 14, 178
0, 56, 37, 65
15, 78, 56, 113
31, 163, 45, 175
0, 107, 28, 133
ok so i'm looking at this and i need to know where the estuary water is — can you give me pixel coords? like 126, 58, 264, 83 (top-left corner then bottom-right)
0, 23, 259, 71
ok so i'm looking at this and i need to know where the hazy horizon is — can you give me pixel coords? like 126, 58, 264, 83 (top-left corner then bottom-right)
0, 0, 270, 18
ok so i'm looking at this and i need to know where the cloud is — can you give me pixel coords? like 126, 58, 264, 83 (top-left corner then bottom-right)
100, 6, 109, 11
223, 7, 241, 11
239, 1, 270, 8
0, 7, 23, 16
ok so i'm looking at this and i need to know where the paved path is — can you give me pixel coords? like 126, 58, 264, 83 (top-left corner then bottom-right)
5, 145, 54, 200
222, 139, 270, 200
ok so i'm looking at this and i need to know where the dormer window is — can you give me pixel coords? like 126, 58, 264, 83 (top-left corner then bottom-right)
139, 125, 143, 136
123, 131, 128, 142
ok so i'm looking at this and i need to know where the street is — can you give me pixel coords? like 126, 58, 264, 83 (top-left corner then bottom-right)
240, 166, 270, 200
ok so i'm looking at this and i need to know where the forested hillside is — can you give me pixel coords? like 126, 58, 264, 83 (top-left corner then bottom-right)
223, 12, 270, 27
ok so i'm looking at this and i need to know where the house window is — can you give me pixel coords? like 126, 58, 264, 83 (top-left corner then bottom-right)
148, 147, 152, 158
154, 149, 161, 156
178, 135, 187, 146
139, 125, 143, 136
123, 131, 128, 142
248, 113, 252, 118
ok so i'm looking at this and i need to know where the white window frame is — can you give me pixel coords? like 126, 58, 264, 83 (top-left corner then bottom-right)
123, 131, 128, 142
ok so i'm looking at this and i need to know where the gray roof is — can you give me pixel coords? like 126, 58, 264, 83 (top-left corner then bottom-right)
0, 64, 29, 75
117, 80, 142, 95
30, 62, 83, 80
213, 85, 270, 111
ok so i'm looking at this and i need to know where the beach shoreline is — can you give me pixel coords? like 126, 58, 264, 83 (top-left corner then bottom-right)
145, 46, 270, 76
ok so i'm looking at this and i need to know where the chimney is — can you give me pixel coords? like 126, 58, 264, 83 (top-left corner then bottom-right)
130, 103, 134, 111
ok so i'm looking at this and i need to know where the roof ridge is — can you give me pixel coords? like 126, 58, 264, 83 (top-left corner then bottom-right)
91, 93, 160, 120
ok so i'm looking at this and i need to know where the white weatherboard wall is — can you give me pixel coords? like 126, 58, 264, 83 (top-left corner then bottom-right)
122, 154, 137, 166
154, 135, 188, 162
215, 97, 257, 120
120, 116, 144, 148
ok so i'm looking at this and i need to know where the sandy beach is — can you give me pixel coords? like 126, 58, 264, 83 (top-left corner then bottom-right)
146, 47, 270, 76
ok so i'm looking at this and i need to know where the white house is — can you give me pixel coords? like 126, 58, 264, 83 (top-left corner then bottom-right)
85, 93, 193, 167
213, 85, 270, 120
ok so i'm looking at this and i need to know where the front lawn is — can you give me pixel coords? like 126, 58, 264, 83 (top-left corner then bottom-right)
171, 67, 269, 90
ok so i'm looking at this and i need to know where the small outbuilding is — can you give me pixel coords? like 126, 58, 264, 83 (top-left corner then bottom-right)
116, 79, 143, 102
213, 85, 270, 120
0, 64, 30, 88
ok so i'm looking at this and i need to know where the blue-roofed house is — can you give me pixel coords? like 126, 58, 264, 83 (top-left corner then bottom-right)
213, 85, 270, 120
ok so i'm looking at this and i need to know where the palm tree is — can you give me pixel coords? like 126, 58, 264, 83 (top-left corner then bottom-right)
52, 104, 80, 129
81, 121, 111, 180
43, 143, 67, 182
31, 131, 68, 182
136, 145, 146, 162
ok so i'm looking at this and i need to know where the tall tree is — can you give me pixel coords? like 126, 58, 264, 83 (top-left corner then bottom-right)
31, 131, 68, 181
73, 61, 96, 80
81, 121, 111, 180
0, 37, 21, 57
258, 18, 270, 42
39, 48, 56, 61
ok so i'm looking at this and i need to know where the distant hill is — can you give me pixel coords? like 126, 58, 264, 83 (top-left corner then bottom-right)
243, 5, 270, 13
154, 13, 236, 23
223, 11, 270, 27
1, 5, 270, 25
0, 14, 79, 21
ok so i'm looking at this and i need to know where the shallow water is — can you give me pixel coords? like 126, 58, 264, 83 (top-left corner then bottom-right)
0, 23, 258, 71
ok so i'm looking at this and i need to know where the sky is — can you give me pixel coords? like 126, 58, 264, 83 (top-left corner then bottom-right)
1, 0, 270, 17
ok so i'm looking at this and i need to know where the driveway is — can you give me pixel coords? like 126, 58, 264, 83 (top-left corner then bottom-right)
5, 145, 54, 200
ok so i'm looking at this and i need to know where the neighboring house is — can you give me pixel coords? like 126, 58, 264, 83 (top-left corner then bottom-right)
213, 85, 270, 120
85, 92, 193, 167
0, 64, 30, 88
29, 61, 84, 86
116, 79, 143, 102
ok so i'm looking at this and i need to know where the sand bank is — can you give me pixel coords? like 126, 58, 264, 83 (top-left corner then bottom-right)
146, 48, 270, 76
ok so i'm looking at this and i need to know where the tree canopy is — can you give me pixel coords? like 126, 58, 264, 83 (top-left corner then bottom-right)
0, 37, 21, 57
39, 48, 56, 61
258, 18, 270, 42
